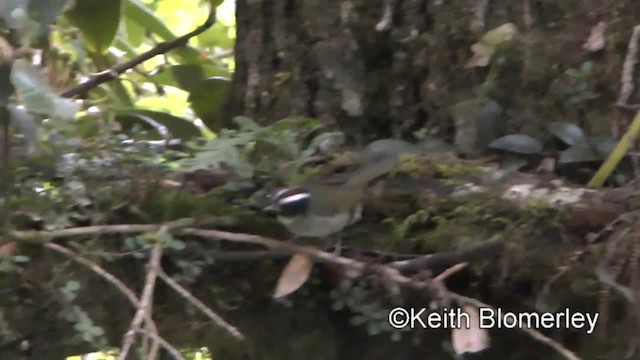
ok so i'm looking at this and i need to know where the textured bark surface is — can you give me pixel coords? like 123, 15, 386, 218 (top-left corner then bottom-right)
228, 0, 640, 140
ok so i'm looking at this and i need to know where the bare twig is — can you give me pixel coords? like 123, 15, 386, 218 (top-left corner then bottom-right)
60, 9, 217, 98
616, 25, 640, 108
157, 269, 244, 340
133, 328, 185, 360
118, 239, 164, 360
389, 240, 503, 273
433, 262, 468, 282
44, 243, 183, 359
13, 218, 197, 243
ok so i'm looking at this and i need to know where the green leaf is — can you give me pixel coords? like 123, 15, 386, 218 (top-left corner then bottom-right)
10, 59, 79, 119
123, 0, 201, 63
27, 0, 72, 37
65, 0, 122, 54
547, 121, 587, 146
488, 134, 543, 154
150, 64, 229, 91
197, 23, 234, 49
589, 136, 618, 157
188, 76, 231, 131
233, 116, 261, 131
123, 0, 175, 40
123, 15, 145, 47
558, 141, 600, 164
114, 109, 202, 140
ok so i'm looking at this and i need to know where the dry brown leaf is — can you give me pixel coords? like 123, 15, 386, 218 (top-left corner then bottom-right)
583, 21, 607, 52
465, 42, 493, 68
0, 241, 17, 256
451, 304, 490, 355
273, 253, 314, 299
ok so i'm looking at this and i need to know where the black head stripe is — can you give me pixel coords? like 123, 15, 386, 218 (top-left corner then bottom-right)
278, 192, 310, 217
274, 186, 307, 200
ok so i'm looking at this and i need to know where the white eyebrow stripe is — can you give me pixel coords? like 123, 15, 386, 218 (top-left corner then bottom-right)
280, 193, 310, 204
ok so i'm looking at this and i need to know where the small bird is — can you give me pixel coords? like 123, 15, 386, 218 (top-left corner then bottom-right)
265, 139, 420, 251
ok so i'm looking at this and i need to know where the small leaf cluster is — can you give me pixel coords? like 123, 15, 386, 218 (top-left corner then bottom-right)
488, 121, 628, 184
330, 276, 409, 341
175, 116, 323, 180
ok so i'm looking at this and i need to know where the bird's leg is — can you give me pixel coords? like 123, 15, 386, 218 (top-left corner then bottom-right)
321, 234, 343, 255
333, 233, 343, 256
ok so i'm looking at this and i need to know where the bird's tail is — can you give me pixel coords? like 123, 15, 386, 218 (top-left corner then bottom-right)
344, 152, 407, 189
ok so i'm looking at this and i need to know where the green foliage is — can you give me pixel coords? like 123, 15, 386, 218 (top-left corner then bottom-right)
330, 278, 408, 342
61, 305, 108, 348
175, 116, 321, 180
489, 122, 625, 180
65, 0, 122, 54
0, 0, 237, 156
561, 61, 599, 105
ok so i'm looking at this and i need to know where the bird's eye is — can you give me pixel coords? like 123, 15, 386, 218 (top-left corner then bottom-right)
279, 193, 310, 216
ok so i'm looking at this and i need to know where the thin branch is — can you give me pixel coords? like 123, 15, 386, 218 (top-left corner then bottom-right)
157, 269, 244, 340
616, 25, 640, 108
133, 328, 185, 360
389, 240, 504, 273
13, 217, 197, 243
46, 243, 140, 304
60, 9, 217, 98
433, 262, 468, 282
118, 240, 164, 360
44, 243, 183, 359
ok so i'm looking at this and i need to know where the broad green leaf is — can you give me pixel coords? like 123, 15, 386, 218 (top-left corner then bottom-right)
558, 142, 599, 164
547, 122, 587, 146
65, 0, 121, 53
8, 105, 38, 150
123, 14, 145, 47
590, 136, 618, 157
123, 0, 175, 40
114, 109, 201, 140
27, 0, 72, 36
10, 59, 79, 120
488, 134, 543, 154
151, 64, 231, 91
123, 0, 201, 63
233, 116, 261, 131
188, 76, 231, 131
197, 23, 234, 49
